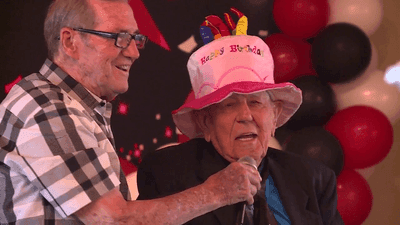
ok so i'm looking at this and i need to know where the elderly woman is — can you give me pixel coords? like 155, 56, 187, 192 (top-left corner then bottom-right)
137, 14, 343, 225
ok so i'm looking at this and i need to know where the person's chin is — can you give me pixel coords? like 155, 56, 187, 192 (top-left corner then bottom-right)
233, 144, 264, 158
120, 84, 129, 93
114, 79, 129, 91
108, 86, 128, 100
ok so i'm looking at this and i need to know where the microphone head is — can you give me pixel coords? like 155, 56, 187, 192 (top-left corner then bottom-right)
238, 156, 257, 170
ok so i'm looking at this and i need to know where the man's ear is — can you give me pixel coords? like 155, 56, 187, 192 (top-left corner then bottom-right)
59, 27, 79, 59
193, 109, 212, 142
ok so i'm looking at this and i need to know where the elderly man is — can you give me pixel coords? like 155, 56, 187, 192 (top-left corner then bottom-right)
0, 0, 262, 224
137, 13, 344, 225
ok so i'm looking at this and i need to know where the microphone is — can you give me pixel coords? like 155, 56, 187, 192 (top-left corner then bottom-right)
238, 156, 257, 170
237, 156, 258, 225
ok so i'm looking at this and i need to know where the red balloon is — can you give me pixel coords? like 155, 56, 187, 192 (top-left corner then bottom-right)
296, 41, 317, 76
325, 106, 393, 169
336, 170, 373, 225
264, 33, 314, 83
273, 0, 330, 39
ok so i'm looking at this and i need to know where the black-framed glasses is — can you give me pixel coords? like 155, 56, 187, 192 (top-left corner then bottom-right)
70, 28, 148, 49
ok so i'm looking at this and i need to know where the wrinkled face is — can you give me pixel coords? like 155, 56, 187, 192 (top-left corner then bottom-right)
78, 0, 140, 101
201, 92, 282, 166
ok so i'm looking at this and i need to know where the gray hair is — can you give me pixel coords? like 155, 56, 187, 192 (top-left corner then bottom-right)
44, 0, 129, 60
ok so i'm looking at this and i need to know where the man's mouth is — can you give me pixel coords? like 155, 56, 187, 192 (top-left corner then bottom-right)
116, 65, 130, 72
235, 133, 258, 141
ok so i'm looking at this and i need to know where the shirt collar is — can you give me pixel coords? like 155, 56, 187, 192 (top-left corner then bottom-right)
39, 59, 108, 110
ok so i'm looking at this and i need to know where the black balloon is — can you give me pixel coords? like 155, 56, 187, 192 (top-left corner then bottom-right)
311, 23, 372, 84
286, 75, 336, 131
283, 126, 344, 176
275, 123, 295, 147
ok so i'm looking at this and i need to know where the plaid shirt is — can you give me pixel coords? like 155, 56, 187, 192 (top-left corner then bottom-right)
0, 59, 130, 224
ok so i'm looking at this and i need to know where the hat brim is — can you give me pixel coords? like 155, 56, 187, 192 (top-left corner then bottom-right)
172, 81, 302, 139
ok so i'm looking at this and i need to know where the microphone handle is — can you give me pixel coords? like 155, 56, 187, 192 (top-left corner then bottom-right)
237, 156, 257, 224
240, 203, 246, 225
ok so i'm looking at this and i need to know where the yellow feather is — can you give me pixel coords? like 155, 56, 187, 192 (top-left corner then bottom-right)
236, 16, 248, 35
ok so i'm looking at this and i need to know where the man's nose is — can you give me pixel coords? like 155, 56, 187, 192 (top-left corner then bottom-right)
236, 103, 253, 122
122, 42, 140, 60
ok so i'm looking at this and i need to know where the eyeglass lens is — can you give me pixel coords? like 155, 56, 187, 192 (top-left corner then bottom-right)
117, 33, 146, 49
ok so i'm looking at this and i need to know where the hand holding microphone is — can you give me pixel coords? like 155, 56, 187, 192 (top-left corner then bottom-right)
237, 155, 261, 205
204, 155, 262, 207
237, 156, 259, 225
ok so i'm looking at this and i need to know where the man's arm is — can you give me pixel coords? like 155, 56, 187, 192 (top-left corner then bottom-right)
75, 161, 262, 225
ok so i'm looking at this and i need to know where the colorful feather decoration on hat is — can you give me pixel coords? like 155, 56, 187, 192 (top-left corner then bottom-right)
200, 26, 214, 44
224, 12, 236, 32
200, 7, 248, 45
235, 16, 248, 35
205, 15, 231, 37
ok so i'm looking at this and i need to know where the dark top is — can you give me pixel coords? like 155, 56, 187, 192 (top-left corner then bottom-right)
137, 138, 344, 225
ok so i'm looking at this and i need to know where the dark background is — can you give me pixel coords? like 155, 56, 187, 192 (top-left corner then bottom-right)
0, 0, 280, 166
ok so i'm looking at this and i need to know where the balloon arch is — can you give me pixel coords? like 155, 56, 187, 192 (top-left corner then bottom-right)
174, 1, 398, 224
121, 0, 399, 224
